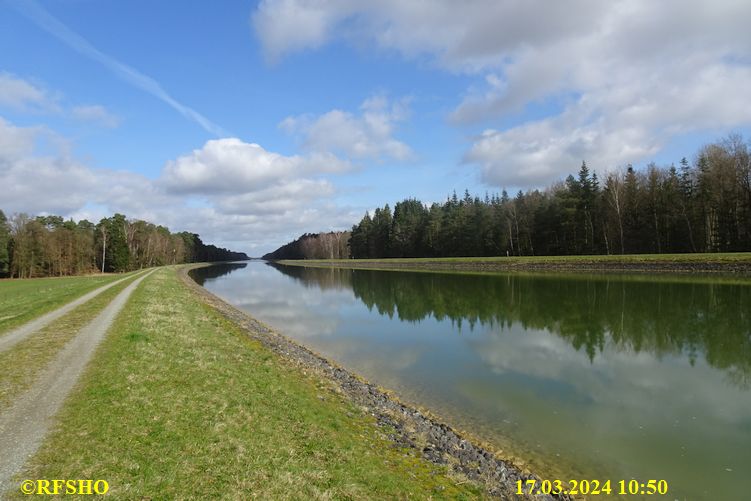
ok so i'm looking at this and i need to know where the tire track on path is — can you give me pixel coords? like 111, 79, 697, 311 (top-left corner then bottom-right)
0, 270, 155, 494
0, 270, 149, 354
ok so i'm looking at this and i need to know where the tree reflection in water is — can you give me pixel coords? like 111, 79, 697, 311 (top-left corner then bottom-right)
268, 263, 751, 389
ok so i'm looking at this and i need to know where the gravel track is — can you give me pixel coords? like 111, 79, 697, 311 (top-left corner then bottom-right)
0, 270, 154, 495
0, 270, 149, 354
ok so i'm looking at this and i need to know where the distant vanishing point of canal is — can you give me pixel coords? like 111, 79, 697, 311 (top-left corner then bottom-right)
191, 261, 751, 500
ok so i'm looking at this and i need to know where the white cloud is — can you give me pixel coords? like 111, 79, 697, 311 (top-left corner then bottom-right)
253, 0, 353, 62
161, 138, 351, 195
297, 151, 353, 174
71, 105, 120, 128
0, 116, 173, 217
252, 0, 603, 70
162, 138, 300, 194
0, 117, 357, 254
0, 74, 121, 129
157, 138, 356, 251
281, 95, 412, 161
253, 0, 751, 187
142, 200, 360, 257
215, 178, 335, 215
0, 72, 60, 112
0, 117, 39, 159
466, 56, 751, 187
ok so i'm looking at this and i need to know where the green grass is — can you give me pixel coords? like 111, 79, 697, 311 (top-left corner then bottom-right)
278, 253, 751, 283
0, 273, 133, 335
277, 261, 751, 287
14, 268, 484, 500
0, 273, 143, 408
282, 251, 751, 265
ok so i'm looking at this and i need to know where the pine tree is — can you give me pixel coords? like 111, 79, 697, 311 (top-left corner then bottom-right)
577, 161, 596, 253
371, 206, 392, 258
97, 214, 131, 272
0, 210, 10, 277
348, 213, 372, 258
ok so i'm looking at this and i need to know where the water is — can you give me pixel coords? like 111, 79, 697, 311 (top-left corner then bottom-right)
191, 262, 751, 500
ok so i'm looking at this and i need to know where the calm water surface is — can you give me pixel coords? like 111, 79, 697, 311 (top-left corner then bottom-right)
192, 262, 751, 500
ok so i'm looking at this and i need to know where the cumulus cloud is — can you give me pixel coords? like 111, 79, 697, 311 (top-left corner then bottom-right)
465, 56, 751, 187
0, 117, 357, 254
163, 139, 301, 194
253, 0, 351, 62
0, 72, 60, 113
252, 0, 602, 70
0, 117, 160, 215
71, 105, 120, 128
465, 118, 660, 189
159, 201, 360, 256
253, 0, 751, 187
161, 138, 351, 195
280, 95, 412, 161
215, 178, 335, 215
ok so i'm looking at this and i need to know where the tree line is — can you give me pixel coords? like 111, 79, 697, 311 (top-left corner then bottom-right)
0, 211, 248, 278
262, 231, 351, 260
347, 134, 751, 258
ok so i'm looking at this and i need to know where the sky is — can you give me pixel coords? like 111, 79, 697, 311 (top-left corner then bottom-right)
1, 0, 750, 256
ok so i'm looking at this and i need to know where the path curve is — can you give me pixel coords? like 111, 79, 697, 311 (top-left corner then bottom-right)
0, 269, 155, 494
0, 270, 148, 354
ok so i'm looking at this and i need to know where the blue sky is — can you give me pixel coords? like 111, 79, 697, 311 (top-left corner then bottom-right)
2, 0, 750, 254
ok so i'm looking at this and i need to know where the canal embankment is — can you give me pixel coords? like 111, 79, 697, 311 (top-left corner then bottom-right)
275, 253, 751, 276
183, 264, 573, 500
10, 267, 489, 500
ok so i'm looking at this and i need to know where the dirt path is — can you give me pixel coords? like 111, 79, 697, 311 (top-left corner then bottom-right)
0, 270, 154, 495
0, 270, 148, 354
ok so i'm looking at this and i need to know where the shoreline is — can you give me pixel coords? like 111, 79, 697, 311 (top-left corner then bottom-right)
274, 253, 751, 277
180, 264, 572, 500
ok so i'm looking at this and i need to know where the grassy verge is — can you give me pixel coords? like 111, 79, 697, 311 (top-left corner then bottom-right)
277, 252, 751, 277
0, 273, 143, 408
282, 252, 751, 265
14, 268, 484, 500
275, 261, 751, 286
0, 273, 133, 335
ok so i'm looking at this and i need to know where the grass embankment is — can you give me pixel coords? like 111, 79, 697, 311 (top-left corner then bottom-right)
278, 252, 751, 275
15, 268, 484, 500
0, 272, 144, 408
0, 273, 131, 335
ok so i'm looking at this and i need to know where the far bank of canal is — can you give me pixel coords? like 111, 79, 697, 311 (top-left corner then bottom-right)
191, 261, 751, 500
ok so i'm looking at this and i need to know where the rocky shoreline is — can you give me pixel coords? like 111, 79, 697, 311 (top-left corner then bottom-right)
180, 264, 572, 500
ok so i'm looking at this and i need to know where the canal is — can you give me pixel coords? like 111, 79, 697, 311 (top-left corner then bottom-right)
191, 262, 751, 500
